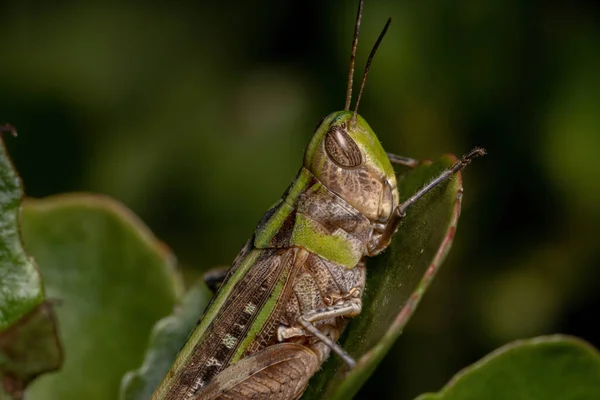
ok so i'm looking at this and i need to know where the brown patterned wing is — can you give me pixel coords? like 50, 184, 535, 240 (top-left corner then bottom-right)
194, 343, 319, 400
162, 248, 300, 400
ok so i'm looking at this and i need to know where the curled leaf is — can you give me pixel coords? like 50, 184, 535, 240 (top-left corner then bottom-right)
304, 155, 464, 399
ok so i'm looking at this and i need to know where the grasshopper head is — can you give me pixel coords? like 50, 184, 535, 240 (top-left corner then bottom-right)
304, 110, 399, 222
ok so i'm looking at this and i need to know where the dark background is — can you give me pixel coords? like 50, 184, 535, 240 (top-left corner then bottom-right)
2, 1, 599, 398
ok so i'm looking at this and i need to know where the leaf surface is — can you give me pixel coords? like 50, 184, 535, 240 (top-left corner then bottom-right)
21, 194, 183, 400
416, 335, 600, 400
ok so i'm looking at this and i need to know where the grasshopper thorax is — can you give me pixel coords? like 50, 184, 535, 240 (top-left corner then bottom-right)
304, 110, 399, 223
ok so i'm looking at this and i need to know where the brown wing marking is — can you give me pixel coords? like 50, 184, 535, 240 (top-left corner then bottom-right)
165, 248, 298, 399
194, 343, 319, 400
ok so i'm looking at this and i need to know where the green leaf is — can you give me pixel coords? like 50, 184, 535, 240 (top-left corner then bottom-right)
415, 335, 600, 400
0, 131, 62, 398
120, 280, 212, 400
303, 155, 464, 399
20, 194, 184, 400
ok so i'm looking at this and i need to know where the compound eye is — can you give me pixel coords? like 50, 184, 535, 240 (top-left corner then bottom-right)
324, 126, 362, 167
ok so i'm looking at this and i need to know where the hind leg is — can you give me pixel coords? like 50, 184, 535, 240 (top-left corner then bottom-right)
193, 343, 320, 400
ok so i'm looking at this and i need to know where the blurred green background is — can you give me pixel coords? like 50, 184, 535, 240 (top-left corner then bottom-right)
2, 0, 599, 399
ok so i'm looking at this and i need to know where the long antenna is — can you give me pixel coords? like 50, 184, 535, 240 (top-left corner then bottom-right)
352, 17, 391, 125
344, 0, 364, 111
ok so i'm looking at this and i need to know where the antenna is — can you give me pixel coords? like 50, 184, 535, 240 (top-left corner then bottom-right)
352, 17, 391, 125
344, 0, 364, 111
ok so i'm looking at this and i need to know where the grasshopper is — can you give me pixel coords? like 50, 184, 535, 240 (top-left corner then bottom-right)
153, 1, 484, 399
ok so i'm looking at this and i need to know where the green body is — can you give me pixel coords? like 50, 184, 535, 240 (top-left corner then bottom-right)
153, 111, 400, 399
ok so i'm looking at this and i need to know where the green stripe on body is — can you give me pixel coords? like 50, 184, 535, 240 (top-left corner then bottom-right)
255, 166, 363, 269
156, 249, 261, 397
291, 213, 361, 269
230, 253, 295, 364
254, 167, 313, 248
